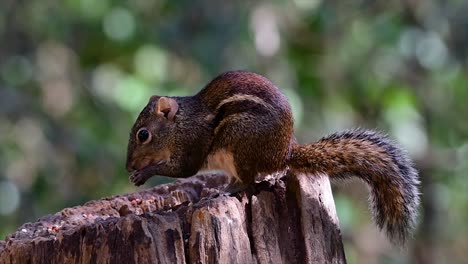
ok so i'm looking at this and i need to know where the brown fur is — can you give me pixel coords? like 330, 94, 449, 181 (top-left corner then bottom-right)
126, 70, 420, 245
288, 130, 419, 244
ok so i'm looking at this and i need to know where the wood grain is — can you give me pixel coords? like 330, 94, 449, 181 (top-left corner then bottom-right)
0, 172, 346, 264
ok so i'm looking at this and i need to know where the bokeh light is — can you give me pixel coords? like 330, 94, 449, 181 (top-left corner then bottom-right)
0, 181, 20, 215
103, 7, 135, 42
1, 1, 468, 263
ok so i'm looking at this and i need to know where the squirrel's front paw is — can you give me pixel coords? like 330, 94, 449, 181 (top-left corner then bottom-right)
130, 171, 147, 186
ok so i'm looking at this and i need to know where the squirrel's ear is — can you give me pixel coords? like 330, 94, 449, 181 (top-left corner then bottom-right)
149, 95, 160, 103
156, 97, 179, 121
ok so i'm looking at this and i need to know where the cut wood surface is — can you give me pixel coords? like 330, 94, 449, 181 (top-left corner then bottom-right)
0, 172, 346, 264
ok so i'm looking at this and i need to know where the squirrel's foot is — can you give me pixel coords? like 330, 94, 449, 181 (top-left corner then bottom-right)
223, 181, 252, 195
199, 189, 230, 202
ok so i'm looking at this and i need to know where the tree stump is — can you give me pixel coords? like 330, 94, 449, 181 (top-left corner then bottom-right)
0, 172, 346, 264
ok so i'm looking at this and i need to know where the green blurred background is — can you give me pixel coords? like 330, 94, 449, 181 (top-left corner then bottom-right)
1, 1, 467, 263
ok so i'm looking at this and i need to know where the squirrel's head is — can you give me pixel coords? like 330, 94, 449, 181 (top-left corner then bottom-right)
126, 96, 179, 174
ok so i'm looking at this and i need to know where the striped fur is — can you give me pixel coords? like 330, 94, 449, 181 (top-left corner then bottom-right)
127, 71, 420, 245
289, 129, 420, 244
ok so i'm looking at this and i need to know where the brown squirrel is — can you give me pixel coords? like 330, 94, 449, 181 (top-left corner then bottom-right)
126, 70, 420, 244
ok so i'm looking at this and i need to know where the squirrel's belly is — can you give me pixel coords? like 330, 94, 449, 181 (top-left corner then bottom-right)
199, 149, 242, 182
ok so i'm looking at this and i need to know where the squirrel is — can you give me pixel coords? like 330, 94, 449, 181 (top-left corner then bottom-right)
126, 70, 420, 244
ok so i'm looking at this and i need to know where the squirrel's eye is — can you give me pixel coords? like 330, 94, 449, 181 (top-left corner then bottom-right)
136, 128, 151, 144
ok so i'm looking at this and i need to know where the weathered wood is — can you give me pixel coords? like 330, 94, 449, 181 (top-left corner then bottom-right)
0, 172, 346, 264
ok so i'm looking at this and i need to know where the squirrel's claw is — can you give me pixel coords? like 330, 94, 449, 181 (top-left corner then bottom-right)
130, 171, 147, 186
129, 160, 165, 186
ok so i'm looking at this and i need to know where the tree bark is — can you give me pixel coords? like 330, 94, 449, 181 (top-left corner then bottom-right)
0, 172, 346, 264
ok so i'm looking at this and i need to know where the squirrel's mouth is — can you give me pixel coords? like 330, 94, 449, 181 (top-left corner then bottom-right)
127, 158, 166, 173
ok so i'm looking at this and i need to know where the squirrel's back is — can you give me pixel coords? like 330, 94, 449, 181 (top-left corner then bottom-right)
196, 70, 292, 115
197, 71, 295, 185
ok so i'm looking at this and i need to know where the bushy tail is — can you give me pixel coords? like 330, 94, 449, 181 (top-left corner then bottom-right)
288, 129, 420, 244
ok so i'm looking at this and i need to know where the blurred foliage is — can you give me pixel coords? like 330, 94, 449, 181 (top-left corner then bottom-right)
1, 0, 468, 263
